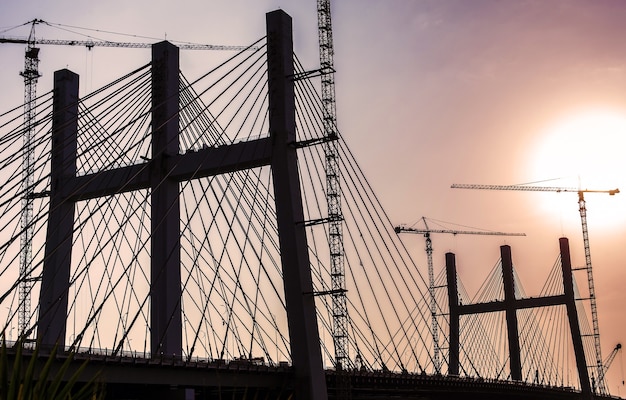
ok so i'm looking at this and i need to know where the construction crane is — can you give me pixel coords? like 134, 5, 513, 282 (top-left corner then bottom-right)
395, 217, 525, 374
592, 343, 624, 392
317, 0, 350, 372
604, 343, 622, 375
1, 19, 253, 338
15, 20, 39, 341
0, 20, 252, 50
451, 182, 620, 393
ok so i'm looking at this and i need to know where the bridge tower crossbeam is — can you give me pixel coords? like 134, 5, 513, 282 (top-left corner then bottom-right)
446, 238, 592, 398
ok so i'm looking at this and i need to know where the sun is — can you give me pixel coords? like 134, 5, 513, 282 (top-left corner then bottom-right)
528, 110, 626, 230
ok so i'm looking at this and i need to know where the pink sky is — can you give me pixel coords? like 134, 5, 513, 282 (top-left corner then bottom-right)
1, 0, 625, 394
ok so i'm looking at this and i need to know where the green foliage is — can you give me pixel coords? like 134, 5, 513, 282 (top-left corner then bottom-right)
0, 335, 104, 400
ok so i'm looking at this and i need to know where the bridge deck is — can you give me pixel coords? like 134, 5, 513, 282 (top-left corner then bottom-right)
5, 348, 620, 400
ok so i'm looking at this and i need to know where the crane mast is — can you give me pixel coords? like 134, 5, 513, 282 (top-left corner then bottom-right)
403, 218, 441, 374
317, 0, 349, 370
424, 228, 439, 374
452, 182, 620, 393
578, 191, 604, 392
18, 20, 43, 338
395, 217, 525, 374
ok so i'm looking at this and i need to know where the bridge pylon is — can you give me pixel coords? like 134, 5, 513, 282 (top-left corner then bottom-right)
446, 237, 592, 398
36, 9, 327, 400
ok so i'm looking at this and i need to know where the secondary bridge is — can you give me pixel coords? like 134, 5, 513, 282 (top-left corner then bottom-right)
0, 9, 620, 400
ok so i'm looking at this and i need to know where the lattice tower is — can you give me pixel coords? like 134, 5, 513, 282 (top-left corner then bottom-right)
317, 0, 349, 369
18, 21, 41, 337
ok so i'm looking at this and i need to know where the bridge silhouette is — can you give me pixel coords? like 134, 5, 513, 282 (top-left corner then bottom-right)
0, 9, 618, 400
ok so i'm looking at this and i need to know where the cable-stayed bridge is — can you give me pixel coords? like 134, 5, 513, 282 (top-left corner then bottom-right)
0, 10, 619, 400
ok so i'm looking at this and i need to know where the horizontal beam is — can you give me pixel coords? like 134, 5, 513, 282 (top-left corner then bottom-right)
6, 350, 592, 398
168, 137, 272, 182
5, 351, 291, 388
66, 164, 150, 201
458, 294, 567, 315
86, 359, 290, 388
64, 137, 272, 201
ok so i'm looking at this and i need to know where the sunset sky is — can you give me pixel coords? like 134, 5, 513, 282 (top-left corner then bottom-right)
2, 0, 626, 394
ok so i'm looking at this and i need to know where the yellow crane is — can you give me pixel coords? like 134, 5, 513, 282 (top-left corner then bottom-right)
395, 216, 525, 374
1, 19, 253, 338
451, 182, 620, 393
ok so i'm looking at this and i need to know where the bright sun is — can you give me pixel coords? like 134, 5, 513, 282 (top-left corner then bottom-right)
528, 110, 626, 229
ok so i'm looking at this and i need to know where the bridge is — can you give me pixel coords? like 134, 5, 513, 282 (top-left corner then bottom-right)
0, 9, 620, 400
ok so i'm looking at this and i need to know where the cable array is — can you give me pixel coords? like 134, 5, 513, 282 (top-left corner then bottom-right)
0, 36, 604, 393
429, 252, 599, 391
0, 89, 54, 341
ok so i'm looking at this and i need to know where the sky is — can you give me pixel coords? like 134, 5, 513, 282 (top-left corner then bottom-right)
1, 0, 626, 394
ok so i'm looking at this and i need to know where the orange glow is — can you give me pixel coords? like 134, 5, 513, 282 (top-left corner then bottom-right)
528, 110, 626, 229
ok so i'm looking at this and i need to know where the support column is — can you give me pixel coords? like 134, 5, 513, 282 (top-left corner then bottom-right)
445, 252, 460, 376
560, 237, 592, 397
501, 245, 522, 381
266, 10, 327, 400
150, 41, 182, 358
39, 69, 79, 347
